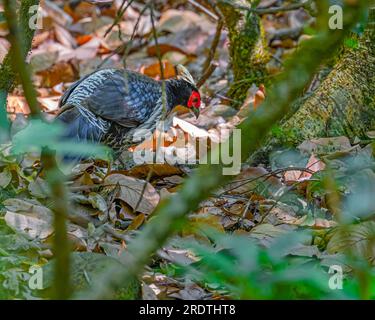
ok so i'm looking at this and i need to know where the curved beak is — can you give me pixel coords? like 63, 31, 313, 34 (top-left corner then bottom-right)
192, 107, 200, 119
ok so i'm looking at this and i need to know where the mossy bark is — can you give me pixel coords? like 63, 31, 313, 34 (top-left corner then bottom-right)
218, 0, 270, 107
273, 18, 375, 146
0, 0, 40, 138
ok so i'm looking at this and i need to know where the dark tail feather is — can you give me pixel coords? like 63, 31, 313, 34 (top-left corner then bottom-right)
56, 106, 105, 162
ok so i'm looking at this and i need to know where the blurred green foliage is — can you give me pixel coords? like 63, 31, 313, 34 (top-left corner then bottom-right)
172, 228, 374, 299
11, 119, 112, 161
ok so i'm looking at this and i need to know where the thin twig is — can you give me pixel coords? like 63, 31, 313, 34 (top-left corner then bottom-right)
201, 0, 223, 17
122, 3, 150, 68
149, 3, 167, 119
203, 19, 223, 71
98, 3, 149, 69
187, 0, 219, 20
220, 167, 316, 195
256, 184, 296, 226
189, 0, 223, 85
133, 168, 154, 214
197, 62, 218, 88
149, 5, 165, 81
254, 162, 325, 226
104, 0, 135, 37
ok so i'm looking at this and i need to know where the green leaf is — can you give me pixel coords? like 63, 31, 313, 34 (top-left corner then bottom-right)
11, 119, 112, 160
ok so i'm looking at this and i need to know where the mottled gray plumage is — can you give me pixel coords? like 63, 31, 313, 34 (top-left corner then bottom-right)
56, 67, 199, 159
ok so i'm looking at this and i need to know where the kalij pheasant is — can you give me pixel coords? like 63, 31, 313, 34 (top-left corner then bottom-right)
56, 65, 201, 159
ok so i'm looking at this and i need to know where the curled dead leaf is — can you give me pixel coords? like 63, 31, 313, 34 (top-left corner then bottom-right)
4, 199, 53, 240
104, 174, 160, 214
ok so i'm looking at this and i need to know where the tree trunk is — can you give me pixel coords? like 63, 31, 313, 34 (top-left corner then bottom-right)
0, 0, 40, 140
272, 10, 375, 146
218, 0, 270, 106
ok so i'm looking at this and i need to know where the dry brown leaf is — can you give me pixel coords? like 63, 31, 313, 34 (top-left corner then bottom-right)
30, 50, 59, 72
38, 96, 60, 112
141, 60, 176, 79
7, 96, 31, 115
129, 129, 175, 152
28, 177, 50, 199
37, 61, 76, 87
283, 169, 305, 183
270, 205, 336, 229
225, 202, 245, 216
74, 37, 101, 60
32, 31, 51, 48
125, 163, 182, 179
284, 154, 325, 182
76, 34, 94, 46
44, 0, 74, 26
62, 1, 96, 22
163, 51, 189, 65
104, 174, 160, 214
142, 283, 158, 300
73, 171, 95, 187
254, 84, 266, 109
298, 136, 352, 154
186, 214, 225, 235
249, 224, 289, 247
4, 199, 53, 240
169, 282, 207, 300
67, 225, 88, 251
147, 43, 189, 57
158, 9, 214, 34
126, 213, 146, 231
54, 23, 77, 48
237, 84, 260, 118
33, 41, 75, 63
162, 142, 198, 165
225, 167, 282, 195
295, 215, 337, 229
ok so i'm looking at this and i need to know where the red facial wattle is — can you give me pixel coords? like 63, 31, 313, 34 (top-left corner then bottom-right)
187, 91, 201, 109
